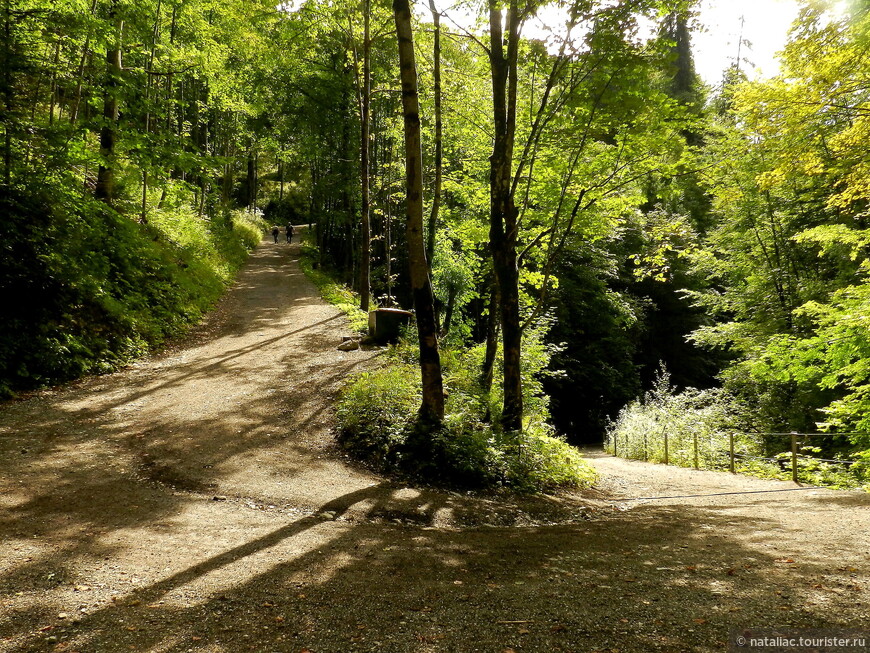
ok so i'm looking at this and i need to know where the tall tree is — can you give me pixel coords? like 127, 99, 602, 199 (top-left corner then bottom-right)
393, 0, 445, 424
358, 0, 372, 311
426, 0, 442, 266
95, 1, 122, 204
487, 0, 523, 432
347, 0, 375, 310
690, 1, 870, 436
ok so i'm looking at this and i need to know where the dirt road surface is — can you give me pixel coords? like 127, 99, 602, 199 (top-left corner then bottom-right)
1, 240, 868, 652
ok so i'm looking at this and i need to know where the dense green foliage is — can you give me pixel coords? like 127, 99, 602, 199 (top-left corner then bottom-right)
606, 371, 869, 489
682, 3, 870, 465
0, 0, 281, 394
597, 1, 870, 481
7, 0, 870, 489
336, 339, 596, 491
0, 183, 263, 396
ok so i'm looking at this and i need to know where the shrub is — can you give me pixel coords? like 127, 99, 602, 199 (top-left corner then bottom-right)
605, 367, 752, 468
335, 364, 420, 464
335, 338, 597, 492
507, 425, 598, 491
605, 368, 869, 490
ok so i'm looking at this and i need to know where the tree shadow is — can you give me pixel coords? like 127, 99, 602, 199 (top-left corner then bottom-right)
3, 487, 867, 653
3, 243, 866, 652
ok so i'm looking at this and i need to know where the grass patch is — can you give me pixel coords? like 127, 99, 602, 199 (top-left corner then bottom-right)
298, 239, 368, 332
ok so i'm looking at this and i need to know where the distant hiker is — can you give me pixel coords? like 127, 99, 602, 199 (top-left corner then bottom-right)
271, 226, 280, 243
286, 224, 294, 243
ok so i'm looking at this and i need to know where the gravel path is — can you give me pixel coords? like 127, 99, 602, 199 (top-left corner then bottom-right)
1, 239, 868, 653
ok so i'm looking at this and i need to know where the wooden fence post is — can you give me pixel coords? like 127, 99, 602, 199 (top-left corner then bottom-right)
693, 432, 699, 470
791, 432, 798, 483
729, 432, 735, 473
664, 430, 669, 466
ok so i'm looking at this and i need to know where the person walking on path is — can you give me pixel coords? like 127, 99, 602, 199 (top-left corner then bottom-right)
286, 224, 294, 244
271, 226, 280, 243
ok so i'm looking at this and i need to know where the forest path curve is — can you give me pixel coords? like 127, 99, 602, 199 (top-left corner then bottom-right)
1, 240, 869, 653
1, 236, 384, 514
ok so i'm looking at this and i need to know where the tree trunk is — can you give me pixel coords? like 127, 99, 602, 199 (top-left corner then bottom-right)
481, 280, 500, 422
48, 40, 60, 125
69, 0, 99, 124
442, 284, 456, 336
143, 0, 161, 133
357, 0, 372, 311
393, 0, 444, 424
426, 0, 442, 265
95, 5, 123, 205
488, 0, 523, 432
163, 4, 177, 135
246, 147, 257, 209
385, 141, 394, 304
141, 169, 148, 223
2, 0, 12, 186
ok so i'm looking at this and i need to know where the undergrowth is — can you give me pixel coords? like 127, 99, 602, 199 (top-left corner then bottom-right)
296, 229, 594, 492
298, 238, 368, 332
336, 337, 597, 493
0, 185, 264, 397
605, 369, 869, 491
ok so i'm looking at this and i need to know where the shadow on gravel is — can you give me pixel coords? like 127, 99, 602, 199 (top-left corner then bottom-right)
2, 482, 868, 653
